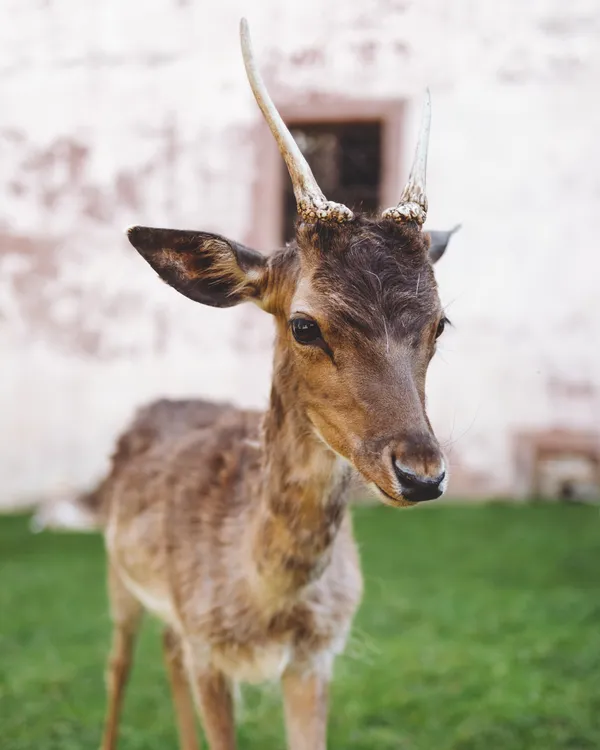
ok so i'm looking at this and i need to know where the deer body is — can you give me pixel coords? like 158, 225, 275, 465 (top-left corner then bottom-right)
105, 395, 362, 683
101, 356, 362, 750
98, 18, 459, 750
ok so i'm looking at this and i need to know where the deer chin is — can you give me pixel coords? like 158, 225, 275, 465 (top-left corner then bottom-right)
347, 451, 417, 508
309, 427, 413, 509
371, 483, 417, 509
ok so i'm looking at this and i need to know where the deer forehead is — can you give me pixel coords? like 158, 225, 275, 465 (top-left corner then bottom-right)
290, 266, 440, 341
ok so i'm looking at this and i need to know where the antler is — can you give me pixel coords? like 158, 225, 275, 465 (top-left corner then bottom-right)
240, 18, 354, 225
382, 90, 431, 226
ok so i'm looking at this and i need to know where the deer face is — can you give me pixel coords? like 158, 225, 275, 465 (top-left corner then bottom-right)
126, 19, 459, 507
283, 219, 449, 506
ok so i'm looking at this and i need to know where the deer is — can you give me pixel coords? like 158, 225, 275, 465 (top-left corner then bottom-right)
95, 18, 460, 750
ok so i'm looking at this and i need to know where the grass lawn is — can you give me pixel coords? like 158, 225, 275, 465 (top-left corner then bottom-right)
1, 504, 600, 749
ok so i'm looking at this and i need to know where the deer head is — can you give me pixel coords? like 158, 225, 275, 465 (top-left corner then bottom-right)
127, 19, 459, 508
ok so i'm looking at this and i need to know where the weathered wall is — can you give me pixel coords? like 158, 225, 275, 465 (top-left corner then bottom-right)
1, 0, 599, 505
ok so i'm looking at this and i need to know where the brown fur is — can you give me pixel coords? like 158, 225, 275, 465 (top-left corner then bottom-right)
97, 213, 455, 750
80, 398, 228, 520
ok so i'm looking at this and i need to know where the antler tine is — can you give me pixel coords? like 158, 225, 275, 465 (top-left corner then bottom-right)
240, 18, 353, 225
382, 90, 431, 227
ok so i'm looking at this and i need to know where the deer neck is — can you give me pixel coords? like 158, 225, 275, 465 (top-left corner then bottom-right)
248, 342, 351, 601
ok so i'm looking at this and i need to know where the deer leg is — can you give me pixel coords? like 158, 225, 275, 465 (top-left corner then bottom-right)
185, 656, 236, 750
282, 666, 330, 750
100, 565, 143, 750
163, 628, 201, 750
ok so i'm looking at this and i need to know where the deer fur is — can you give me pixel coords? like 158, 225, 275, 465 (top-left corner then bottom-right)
92, 215, 457, 750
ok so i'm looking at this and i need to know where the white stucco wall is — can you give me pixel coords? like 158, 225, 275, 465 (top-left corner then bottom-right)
1, 0, 599, 505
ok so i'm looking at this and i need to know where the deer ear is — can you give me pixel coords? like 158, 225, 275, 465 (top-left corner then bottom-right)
127, 226, 267, 308
426, 224, 461, 264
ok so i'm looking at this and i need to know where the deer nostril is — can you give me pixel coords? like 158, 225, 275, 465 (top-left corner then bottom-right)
393, 461, 446, 502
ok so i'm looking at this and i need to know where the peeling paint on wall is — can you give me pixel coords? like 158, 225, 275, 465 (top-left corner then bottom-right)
1, 0, 600, 504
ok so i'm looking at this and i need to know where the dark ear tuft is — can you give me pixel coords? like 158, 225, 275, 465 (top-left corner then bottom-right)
126, 226, 267, 308
426, 224, 461, 264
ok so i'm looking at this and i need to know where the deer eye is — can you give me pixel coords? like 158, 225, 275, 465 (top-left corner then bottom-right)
435, 317, 448, 339
291, 318, 322, 345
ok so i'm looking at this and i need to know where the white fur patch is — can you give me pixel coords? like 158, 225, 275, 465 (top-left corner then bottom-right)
116, 566, 179, 627
211, 642, 293, 684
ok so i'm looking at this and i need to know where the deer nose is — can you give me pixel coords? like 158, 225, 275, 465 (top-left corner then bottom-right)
393, 461, 446, 503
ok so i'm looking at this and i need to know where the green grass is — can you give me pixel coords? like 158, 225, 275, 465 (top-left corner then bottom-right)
1, 504, 600, 749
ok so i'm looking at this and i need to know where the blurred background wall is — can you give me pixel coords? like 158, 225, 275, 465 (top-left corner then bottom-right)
1, 0, 599, 507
